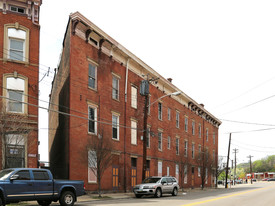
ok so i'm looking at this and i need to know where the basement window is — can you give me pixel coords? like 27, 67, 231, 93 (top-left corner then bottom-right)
89, 37, 98, 46
10, 6, 25, 14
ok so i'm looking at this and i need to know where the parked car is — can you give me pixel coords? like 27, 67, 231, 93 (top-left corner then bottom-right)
217, 180, 223, 185
268, 178, 275, 181
133, 176, 179, 198
262, 178, 268, 181
0, 168, 85, 206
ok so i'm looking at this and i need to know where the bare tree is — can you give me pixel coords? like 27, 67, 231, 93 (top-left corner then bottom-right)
87, 132, 113, 197
195, 147, 213, 189
177, 152, 190, 191
0, 101, 36, 169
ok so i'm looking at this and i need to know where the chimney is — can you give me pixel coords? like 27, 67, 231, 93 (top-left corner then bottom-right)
167, 78, 172, 83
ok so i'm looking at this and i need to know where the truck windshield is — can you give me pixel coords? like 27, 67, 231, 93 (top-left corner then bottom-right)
142, 177, 161, 183
0, 169, 14, 180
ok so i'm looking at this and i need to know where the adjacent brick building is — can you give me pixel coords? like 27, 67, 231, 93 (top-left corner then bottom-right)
49, 12, 221, 192
0, 0, 42, 169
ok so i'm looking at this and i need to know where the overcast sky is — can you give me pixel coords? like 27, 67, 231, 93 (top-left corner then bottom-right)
38, 0, 275, 165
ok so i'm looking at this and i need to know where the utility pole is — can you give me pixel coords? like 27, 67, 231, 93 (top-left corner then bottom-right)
225, 133, 231, 189
233, 148, 239, 185
247, 155, 253, 184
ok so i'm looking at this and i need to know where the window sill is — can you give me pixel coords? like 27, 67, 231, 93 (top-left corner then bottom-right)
112, 97, 120, 102
112, 138, 120, 142
88, 86, 97, 92
2, 58, 29, 65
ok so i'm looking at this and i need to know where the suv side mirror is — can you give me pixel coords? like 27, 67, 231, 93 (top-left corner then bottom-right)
10, 174, 19, 181
161, 180, 167, 185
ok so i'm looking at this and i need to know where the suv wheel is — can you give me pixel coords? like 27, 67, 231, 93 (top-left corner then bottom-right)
172, 187, 178, 196
154, 188, 162, 198
135, 194, 142, 198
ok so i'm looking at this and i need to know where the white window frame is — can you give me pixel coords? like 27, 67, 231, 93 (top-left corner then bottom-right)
158, 161, 162, 176
147, 126, 150, 148
4, 24, 29, 63
175, 164, 179, 181
168, 108, 171, 120
176, 111, 180, 128
185, 116, 188, 132
192, 143, 195, 159
192, 121, 195, 135
167, 166, 170, 176
88, 150, 97, 183
131, 86, 138, 109
213, 131, 215, 144
88, 105, 97, 134
198, 167, 201, 177
158, 102, 162, 120
131, 119, 137, 145
158, 131, 163, 151
88, 63, 97, 90
184, 165, 188, 184
176, 138, 179, 155
184, 140, 188, 157
112, 75, 119, 100
198, 124, 202, 138
112, 113, 119, 140
206, 128, 209, 141
167, 136, 171, 149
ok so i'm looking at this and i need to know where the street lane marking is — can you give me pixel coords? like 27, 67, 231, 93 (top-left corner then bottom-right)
181, 185, 275, 206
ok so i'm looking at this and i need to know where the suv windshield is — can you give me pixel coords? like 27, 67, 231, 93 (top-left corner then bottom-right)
0, 169, 14, 180
142, 177, 161, 183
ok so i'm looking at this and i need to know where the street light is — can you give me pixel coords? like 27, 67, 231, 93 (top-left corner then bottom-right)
142, 90, 182, 180
148, 91, 182, 107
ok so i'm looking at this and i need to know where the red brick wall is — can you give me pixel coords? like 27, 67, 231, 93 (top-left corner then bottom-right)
0, 11, 40, 169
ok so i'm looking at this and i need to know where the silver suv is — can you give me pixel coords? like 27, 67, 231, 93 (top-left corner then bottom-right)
133, 176, 180, 198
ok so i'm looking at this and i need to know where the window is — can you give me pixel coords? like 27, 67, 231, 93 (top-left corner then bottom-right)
213, 150, 215, 162
206, 128, 209, 141
131, 120, 137, 145
167, 136, 171, 149
167, 166, 170, 176
88, 63, 97, 89
5, 134, 25, 168
6, 77, 25, 113
168, 108, 171, 120
148, 96, 151, 115
176, 138, 179, 155
33, 171, 50, 180
198, 124, 202, 138
4, 24, 29, 62
131, 86, 137, 109
15, 170, 30, 180
158, 131, 162, 151
184, 140, 188, 157
158, 161, 162, 176
198, 167, 201, 177
158, 102, 162, 120
147, 127, 150, 148
8, 28, 26, 61
175, 164, 179, 181
192, 143, 195, 159
184, 165, 188, 184
213, 131, 215, 144
112, 114, 119, 140
88, 150, 97, 183
112, 76, 119, 100
185, 116, 188, 132
205, 168, 208, 184
88, 106, 97, 134
10, 6, 25, 13
192, 121, 195, 135
176, 111, 180, 128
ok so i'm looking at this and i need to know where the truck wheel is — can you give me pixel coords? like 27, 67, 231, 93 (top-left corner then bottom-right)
37, 200, 52, 206
59, 191, 75, 206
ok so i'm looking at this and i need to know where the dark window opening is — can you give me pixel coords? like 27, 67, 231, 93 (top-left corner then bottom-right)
90, 37, 98, 46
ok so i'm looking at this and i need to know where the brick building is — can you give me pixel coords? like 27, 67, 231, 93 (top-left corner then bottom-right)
0, 0, 42, 169
49, 12, 221, 192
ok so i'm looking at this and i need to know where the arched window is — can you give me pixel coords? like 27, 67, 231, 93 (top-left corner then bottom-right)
3, 23, 29, 63
3, 74, 28, 114
8, 28, 26, 61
